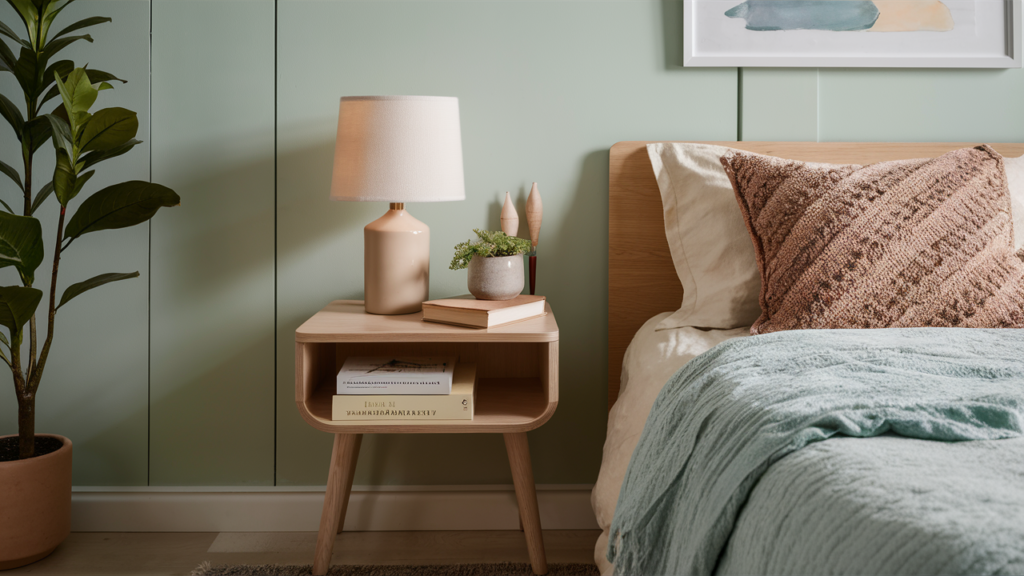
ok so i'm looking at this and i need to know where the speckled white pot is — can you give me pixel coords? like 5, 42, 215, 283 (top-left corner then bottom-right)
467, 255, 524, 301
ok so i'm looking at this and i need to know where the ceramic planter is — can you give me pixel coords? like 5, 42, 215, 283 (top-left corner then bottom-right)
468, 255, 524, 300
0, 434, 72, 570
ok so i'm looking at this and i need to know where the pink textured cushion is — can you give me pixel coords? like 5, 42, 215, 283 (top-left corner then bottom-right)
721, 145, 1024, 335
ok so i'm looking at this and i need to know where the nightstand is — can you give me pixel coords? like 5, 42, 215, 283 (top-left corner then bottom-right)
295, 300, 559, 576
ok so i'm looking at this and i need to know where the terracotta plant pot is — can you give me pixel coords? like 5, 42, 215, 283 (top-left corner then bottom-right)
0, 434, 72, 570
468, 255, 524, 300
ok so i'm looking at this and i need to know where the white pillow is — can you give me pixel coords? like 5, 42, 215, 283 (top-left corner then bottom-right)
1002, 154, 1024, 250
648, 143, 1024, 332
647, 142, 761, 330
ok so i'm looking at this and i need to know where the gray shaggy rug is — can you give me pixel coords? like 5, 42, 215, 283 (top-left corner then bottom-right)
190, 561, 600, 575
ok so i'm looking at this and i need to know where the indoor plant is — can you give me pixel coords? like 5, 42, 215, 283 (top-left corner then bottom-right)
450, 229, 531, 300
0, 2, 179, 568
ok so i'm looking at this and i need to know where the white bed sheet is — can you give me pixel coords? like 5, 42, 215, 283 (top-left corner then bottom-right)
591, 313, 749, 575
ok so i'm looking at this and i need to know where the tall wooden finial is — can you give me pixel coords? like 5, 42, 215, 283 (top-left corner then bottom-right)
500, 191, 519, 236
526, 182, 542, 248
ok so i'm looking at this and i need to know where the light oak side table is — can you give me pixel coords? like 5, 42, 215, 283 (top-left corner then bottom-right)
294, 300, 559, 575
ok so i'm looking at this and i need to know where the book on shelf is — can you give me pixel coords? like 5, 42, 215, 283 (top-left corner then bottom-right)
336, 356, 456, 395
421, 294, 546, 329
332, 364, 477, 421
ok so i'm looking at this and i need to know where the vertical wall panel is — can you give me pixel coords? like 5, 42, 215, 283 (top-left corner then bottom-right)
150, 0, 276, 485
818, 69, 1024, 142
0, 0, 151, 485
276, 0, 738, 486
740, 69, 818, 141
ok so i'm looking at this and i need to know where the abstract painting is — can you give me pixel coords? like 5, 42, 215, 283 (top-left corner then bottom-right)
724, 0, 954, 32
683, 0, 1021, 67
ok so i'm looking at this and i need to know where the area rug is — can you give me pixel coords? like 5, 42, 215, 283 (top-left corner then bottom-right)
190, 561, 600, 576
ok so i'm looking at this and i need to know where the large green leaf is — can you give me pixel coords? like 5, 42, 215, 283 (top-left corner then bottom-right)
79, 137, 139, 170
54, 67, 95, 126
0, 211, 43, 284
68, 169, 91, 200
41, 113, 70, 152
51, 16, 109, 40
40, 67, 123, 106
40, 33, 91, 63
0, 159, 23, 190
79, 68, 123, 85
53, 67, 95, 133
40, 58, 72, 95
30, 180, 52, 214
0, 39, 16, 73
0, 285, 42, 336
79, 107, 137, 153
0, 20, 28, 48
39, 0, 75, 44
52, 147, 74, 205
13, 46, 37, 97
57, 271, 138, 310
6, 0, 38, 46
64, 181, 180, 240
0, 92, 24, 137
23, 115, 52, 153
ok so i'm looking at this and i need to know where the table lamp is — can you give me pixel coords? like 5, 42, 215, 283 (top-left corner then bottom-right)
330, 96, 465, 315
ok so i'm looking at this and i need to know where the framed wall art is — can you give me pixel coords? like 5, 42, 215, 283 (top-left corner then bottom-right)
683, 0, 1022, 67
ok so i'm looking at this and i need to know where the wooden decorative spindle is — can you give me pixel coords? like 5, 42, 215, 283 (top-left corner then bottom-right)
526, 183, 543, 295
526, 183, 542, 249
501, 192, 519, 236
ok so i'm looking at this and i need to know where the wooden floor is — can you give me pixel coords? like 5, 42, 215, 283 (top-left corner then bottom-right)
7, 530, 601, 576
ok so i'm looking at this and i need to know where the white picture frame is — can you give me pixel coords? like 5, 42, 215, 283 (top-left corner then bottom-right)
683, 0, 1022, 67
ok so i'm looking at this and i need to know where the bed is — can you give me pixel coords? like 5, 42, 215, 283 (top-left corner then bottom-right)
595, 141, 1024, 576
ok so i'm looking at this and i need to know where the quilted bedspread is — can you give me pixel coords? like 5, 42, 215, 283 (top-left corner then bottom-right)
608, 328, 1024, 576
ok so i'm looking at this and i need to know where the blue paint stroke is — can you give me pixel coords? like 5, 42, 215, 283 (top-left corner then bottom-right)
725, 0, 880, 31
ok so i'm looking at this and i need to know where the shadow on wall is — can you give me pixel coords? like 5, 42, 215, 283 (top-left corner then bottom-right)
504, 149, 610, 482
277, 138, 380, 273
149, 336, 277, 485
662, 0, 685, 69
159, 137, 366, 301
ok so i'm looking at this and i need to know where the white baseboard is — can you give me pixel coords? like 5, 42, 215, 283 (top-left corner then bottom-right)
70, 485, 598, 532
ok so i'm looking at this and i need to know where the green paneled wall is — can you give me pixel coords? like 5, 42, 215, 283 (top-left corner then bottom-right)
149, 0, 276, 486
2, 0, 1022, 487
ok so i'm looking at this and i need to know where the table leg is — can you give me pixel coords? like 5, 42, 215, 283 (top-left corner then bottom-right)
504, 432, 548, 575
313, 433, 362, 576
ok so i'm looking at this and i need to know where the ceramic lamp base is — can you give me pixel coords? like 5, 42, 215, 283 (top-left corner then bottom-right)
364, 204, 429, 315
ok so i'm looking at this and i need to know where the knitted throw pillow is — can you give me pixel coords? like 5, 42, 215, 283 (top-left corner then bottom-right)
720, 145, 1024, 335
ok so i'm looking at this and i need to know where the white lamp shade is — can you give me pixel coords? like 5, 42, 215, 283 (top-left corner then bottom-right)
330, 95, 465, 203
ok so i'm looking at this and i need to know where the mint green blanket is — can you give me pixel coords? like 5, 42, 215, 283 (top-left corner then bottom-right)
608, 328, 1024, 576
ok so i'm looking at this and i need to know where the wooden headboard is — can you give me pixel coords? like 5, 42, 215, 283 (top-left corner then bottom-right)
608, 141, 1024, 409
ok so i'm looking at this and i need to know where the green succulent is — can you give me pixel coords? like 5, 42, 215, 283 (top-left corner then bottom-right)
449, 229, 531, 270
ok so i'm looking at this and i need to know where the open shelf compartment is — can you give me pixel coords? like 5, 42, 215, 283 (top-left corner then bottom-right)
295, 340, 558, 434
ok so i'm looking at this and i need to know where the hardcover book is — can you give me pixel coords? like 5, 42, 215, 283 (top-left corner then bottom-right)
336, 356, 456, 395
332, 364, 476, 421
421, 294, 546, 329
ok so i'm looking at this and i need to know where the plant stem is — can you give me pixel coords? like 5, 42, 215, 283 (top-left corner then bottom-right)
23, 142, 37, 381
10, 330, 31, 458
16, 390, 34, 459
29, 205, 64, 396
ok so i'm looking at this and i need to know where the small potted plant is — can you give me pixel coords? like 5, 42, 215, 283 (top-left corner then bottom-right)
450, 229, 531, 300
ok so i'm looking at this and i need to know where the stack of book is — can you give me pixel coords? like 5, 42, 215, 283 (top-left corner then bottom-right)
331, 357, 476, 421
